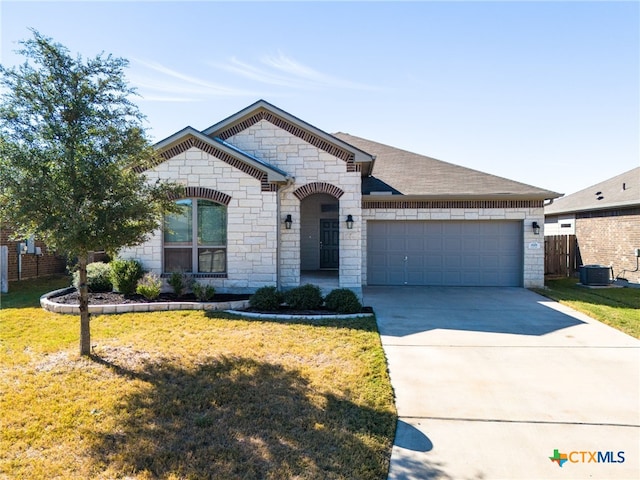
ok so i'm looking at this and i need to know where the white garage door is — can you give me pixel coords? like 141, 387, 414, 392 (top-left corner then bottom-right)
367, 221, 523, 286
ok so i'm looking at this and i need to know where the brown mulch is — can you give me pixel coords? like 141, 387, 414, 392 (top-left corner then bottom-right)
49, 290, 373, 315
51, 290, 250, 305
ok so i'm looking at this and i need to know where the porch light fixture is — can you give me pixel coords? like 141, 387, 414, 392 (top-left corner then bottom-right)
346, 214, 354, 230
532, 221, 540, 235
284, 214, 293, 230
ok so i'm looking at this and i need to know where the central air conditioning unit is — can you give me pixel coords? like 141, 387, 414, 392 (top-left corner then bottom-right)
579, 265, 611, 286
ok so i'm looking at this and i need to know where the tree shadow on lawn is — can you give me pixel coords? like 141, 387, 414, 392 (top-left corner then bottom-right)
89, 354, 395, 480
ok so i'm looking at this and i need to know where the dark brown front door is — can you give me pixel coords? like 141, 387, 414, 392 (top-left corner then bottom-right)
320, 219, 339, 269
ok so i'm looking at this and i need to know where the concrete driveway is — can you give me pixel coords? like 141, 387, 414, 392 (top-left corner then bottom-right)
362, 287, 640, 480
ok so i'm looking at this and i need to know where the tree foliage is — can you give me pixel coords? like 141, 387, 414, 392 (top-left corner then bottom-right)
0, 31, 181, 355
0, 30, 179, 256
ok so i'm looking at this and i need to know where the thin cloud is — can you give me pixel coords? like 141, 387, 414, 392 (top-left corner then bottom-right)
130, 58, 261, 102
213, 52, 382, 92
217, 57, 306, 89
129, 52, 382, 103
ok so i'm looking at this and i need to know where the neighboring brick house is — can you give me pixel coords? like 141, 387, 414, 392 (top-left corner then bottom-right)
119, 100, 560, 293
544, 167, 640, 283
0, 226, 67, 282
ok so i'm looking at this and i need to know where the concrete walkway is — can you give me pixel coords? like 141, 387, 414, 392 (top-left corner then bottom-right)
362, 287, 640, 480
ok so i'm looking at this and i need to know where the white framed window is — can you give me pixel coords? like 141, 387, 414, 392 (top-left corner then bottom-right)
163, 199, 227, 275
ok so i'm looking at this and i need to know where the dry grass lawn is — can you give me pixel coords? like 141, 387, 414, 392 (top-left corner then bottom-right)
0, 277, 396, 479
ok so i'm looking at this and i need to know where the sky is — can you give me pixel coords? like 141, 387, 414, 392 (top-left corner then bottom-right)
1, 0, 638, 197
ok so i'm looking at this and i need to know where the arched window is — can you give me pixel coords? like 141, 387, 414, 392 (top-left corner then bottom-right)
163, 199, 227, 274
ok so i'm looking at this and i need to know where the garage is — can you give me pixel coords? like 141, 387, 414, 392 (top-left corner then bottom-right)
367, 220, 523, 286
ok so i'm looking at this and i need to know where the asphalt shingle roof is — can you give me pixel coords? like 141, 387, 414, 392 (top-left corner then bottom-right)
334, 133, 560, 199
545, 167, 640, 215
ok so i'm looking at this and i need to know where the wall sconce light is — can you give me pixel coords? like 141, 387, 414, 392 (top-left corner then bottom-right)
532, 221, 540, 235
346, 214, 354, 230
284, 214, 292, 230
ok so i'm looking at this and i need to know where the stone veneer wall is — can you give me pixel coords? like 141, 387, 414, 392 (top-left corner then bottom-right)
361, 204, 546, 288
118, 147, 278, 293
227, 120, 362, 292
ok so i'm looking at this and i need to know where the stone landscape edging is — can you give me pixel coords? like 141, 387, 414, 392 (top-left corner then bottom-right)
40, 287, 250, 315
224, 310, 374, 320
40, 288, 374, 320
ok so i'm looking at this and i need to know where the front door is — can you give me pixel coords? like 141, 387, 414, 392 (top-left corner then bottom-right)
319, 219, 339, 269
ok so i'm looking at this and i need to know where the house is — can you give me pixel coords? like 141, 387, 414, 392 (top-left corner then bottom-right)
119, 100, 560, 294
544, 167, 640, 282
0, 227, 67, 282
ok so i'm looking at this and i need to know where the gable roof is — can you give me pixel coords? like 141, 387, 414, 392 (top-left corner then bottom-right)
202, 100, 375, 171
152, 126, 290, 183
334, 133, 561, 200
545, 167, 640, 215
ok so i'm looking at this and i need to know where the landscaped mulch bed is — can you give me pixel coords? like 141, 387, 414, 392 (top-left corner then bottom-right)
49, 290, 373, 316
49, 290, 373, 315
244, 306, 374, 316
51, 290, 250, 305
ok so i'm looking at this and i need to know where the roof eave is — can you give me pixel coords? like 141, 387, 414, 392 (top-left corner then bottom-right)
153, 126, 290, 183
202, 99, 375, 164
363, 192, 561, 202
545, 200, 640, 216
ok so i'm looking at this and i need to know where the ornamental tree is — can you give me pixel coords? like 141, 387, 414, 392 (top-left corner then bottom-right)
0, 31, 181, 355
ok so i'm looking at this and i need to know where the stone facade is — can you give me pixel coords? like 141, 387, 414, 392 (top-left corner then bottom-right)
120, 146, 279, 293
119, 102, 551, 293
120, 119, 363, 293
226, 120, 362, 293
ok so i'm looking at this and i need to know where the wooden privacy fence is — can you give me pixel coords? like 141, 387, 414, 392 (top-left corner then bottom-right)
545, 235, 578, 277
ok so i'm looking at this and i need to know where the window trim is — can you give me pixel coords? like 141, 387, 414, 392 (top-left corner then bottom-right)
163, 198, 228, 277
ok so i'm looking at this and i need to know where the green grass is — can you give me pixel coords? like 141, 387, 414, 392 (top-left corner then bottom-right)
0, 274, 72, 309
0, 278, 397, 479
534, 277, 640, 338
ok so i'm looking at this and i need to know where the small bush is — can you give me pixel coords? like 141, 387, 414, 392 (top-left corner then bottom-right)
192, 282, 216, 301
73, 262, 112, 293
168, 271, 191, 297
110, 259, 144, 295
249, 286, 283, 311
284, 284, 323, 310
136, 273, 162, 300
324, 288, 362, 314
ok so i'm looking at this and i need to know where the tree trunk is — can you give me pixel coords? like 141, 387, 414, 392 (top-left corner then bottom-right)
78, 255, 91, 356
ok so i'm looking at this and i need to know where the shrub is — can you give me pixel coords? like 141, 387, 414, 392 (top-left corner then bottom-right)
284, 284, 323, 310
136, 272, 162, 300
110, 259, 144, 295
73, 262, 112, 293
324, 288, 362, 314
249, 286, 283, 311
168, 271, 191, 297
192, 282, 216, 301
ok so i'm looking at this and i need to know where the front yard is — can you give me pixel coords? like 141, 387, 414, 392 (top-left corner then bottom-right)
0, 277, 396, 479
534, 277, 640, 338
